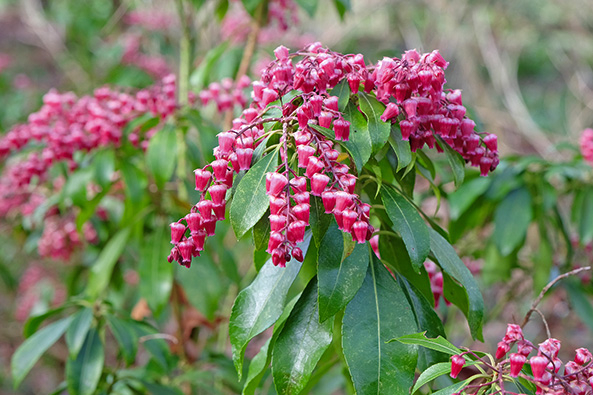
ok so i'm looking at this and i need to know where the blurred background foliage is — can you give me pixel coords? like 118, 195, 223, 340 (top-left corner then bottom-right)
1, 0, 593, 394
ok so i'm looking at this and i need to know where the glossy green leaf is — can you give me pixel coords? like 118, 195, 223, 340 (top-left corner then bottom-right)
252, 210, 271, 251
309, 196, 331, 247
318, 221, 369, 322
342, 255, 418, 394
493, 187, 532, 256
412, 362, 452, 393
332, 79, 351, 110
393, 332, 461, 356
106, 315, 138, 365
342, 101, 372, 172
86, 227, 131, 299
382, 186, 430, 272
66, 328, 104, 395
437, 136, 465, 187
430, 380, 471, 395
189, 42, 229, 91
23, 304, 72, 338
429, 229, 484, 341
389, 124, 412, 172
272, 278, 333, 394
12, 315, 74, 388
448, 177, 490, 220
146, 124, 178, 189
139, 223, 173, 316
230, 234, 311, 378
565, 280, 593, 334
230, 149, 279, 239
294, 0, 317, 16
132, 321, 173, 371
215, 0, 229, 19
398, 277, 447, 370
66, 308, 93, 358
243, 295, 300, 395
358, 92, 390, 153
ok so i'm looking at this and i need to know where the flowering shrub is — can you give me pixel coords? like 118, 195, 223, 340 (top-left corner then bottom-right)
4, 1, 593, 395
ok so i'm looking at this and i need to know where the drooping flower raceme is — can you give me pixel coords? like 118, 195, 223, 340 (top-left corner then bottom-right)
169, 43, 499, 268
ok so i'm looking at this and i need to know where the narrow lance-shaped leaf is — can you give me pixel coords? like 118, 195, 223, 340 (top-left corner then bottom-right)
429, 228, 484, 341
65, 308, 94, 358
358, 92, 390, 153
12, 315, 74, 388
436, 136, 465, 188
86, 227, 131, 299
146, 124, 178, 189
230, 233, 311, 378
230, 149, 279, 239
342, 253, 418, 394
317, 220, 369, 322
342, 101, 372, 172
272, 277, 333, 394
381, 186, 430, 272
66, 328, 105, 395
389, 124, 412, 172
139, 221, 173, 316
493, 187, 532, 256
106, 315, 139, 366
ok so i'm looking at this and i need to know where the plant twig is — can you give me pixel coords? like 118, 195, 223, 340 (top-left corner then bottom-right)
531, 308, 551, 339
521, 266, 591, 328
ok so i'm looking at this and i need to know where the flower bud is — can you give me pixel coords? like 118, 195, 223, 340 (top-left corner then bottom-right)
450, 355, 465, 379
170, 222, 186, 244
509, 353, 526, 377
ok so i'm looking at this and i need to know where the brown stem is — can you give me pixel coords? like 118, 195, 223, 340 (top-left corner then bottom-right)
521, 266, 591, 328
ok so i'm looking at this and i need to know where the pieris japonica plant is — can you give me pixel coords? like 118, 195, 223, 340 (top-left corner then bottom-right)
168, 42, 499, 394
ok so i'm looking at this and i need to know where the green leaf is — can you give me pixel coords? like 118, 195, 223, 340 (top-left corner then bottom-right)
190, 42, 229, 91
565, 280, 593, 334
23, 304, 72, 338
309, 196, 331, 247
493, 187, 532, 256
448, 177, 490, 220
92, 149, 115, 188
230, 149, 279, 239
411, 362, 453, 393
436, 136, 465, 188
139, 222, 173, 316
106, 315, 138, 365
579, 187, 593, 244
342, 101, 372, 172
86, 227, 131, 299
66, 308, 93, 358
318, 221, 369, 322
333, 0, 351, 19
243, 295, 300, 395
430, 380, 471, 395
252, 210, 271, 251
62, 168, 93, 207
393, 332, 461, 356
12, 315, 74, 388
66, 328, 105, 395
389, 124, 412, 172
241, 0, 263, 15
331, 79, 351, 110
146, 124, 178, 189
342, 255, 418, 394
120, 161, 148, 204
429, 229, 484, 341
215, 0, 229, 19
357, 92, 390, 153
132, 321, 173, 371
177, 253, 225, 321
294, 0, 317, 16
398, 277, 447, 370
230, 234, 311, 378
272, 277, 333, 394
381, 186, 430, 272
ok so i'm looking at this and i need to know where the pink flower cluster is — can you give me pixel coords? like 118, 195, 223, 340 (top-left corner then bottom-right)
452, 324, 593, 394
170, 43, 498, 268
580, 128, 593, 165
38, 213, 98, 261
199, 76, 251, 114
